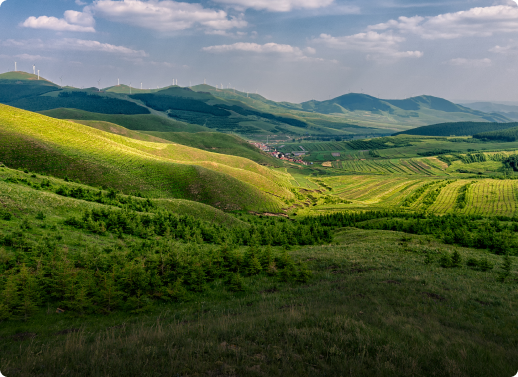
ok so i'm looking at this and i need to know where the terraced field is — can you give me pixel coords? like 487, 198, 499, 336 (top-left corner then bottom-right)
313, 174, 518, 217
331, 157, 447, 176
460, 180, 518, 217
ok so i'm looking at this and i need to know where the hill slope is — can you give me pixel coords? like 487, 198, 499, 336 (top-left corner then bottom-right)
142, 131, 283, 166
39, 108, 211, 132
0, 104, 292, 211
393, 121, 518, 137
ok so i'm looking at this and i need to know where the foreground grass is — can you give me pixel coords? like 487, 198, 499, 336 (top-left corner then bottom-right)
1, 229, 516, 376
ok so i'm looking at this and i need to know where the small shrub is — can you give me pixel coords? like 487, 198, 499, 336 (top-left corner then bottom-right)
295, 264, 312, 283
439, 252, 452, 268
497, 254, 512, 282
35, 211, 46, 220
478, 258, 494, 272
466, 257, 479, 267
0, 211, 12, 221
226, 272, 246, 292
20, 218, 32, 231
451, 250, 462, 267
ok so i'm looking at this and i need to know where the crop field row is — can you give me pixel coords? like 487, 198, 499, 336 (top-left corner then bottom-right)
460, 180, 518, 217
326, 175, 426, 203
331, 158, 446, 176
321, 175, 518, 216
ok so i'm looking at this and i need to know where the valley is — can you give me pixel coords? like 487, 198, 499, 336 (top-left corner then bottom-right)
0, 72, 517, 377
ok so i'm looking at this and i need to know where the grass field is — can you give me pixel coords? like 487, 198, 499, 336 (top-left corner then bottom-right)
1, 224, 516, 377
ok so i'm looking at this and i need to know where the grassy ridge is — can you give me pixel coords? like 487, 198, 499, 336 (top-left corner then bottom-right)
0, 104, 291, 211
39, 108, 212, 132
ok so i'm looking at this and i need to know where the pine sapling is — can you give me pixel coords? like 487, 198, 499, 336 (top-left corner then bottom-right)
439, 252, 453, 268
451, 250, 462, 268
497, 254, 512, 282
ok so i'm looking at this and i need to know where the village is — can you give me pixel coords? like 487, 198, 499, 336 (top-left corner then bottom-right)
249, 141, 313, 166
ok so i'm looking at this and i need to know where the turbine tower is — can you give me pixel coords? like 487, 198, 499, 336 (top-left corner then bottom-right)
14, 62, 16, 72
129, 82, 132, 94
141, 82, 143, 90
33, 65, 35, 75
60, 76, 63, 88
98, 79, 101, 92
37, 70, 40, 80
118, 78, 120, 86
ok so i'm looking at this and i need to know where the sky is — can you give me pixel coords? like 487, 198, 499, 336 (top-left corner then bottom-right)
1, 0, 518, 103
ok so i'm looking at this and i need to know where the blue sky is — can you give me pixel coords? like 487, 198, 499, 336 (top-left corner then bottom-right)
1, 0, 518, 102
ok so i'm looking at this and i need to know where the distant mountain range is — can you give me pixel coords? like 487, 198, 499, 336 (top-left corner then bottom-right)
0, 71, 512, 137
460, 102, 518, 121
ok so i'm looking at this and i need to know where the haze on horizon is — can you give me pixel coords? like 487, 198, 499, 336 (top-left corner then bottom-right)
0, 0, 517, 104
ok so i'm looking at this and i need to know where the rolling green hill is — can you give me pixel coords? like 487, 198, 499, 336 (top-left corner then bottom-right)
0, 104, 293, 211
39, 108, 211, 132
393, 121, 518, 137
1, 72, 512, 137
300, 94, 510, 127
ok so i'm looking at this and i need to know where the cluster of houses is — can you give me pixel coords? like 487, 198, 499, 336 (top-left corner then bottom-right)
248, 141, 313, 165
249, 141, 270, 152
269, 150, 313, 165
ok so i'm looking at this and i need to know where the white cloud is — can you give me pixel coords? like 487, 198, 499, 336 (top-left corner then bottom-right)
3, 38, 147, 56
0, 0, 7, 7
370, 5, 518, 40
21, 11, 95, 32
88, 0, 247, 31
203, 42, 304, 55
22, 16, 96, 32
75, 0, 87, 5
313, 32, 422, 60
202, 42, 326, 62
447, 58, 492, 67
15, 54, 55, 61
490, 41, 518, 55
212, 0, 334, 12
64, 10, 95, 27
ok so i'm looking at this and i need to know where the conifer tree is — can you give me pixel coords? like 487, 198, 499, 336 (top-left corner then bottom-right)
497, 254, 513, 282
451, 250, 462, 267
0, 274, 18, 320
17, 264, 39, 321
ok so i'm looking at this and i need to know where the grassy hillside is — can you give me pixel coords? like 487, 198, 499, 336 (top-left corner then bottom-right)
0, 104, 292, 211
39, 108, 212, 132
6, 91, 151, 114
68, 120, 172, 143
143, 131, 283, 166
394, 121, 518, 137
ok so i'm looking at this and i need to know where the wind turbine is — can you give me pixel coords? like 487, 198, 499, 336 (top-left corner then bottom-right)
98, 79, 101, 92
60, 76, 63, 88
37, 70, 40, 80
33, 65, 35, 75
118, 78, 120, 86
14, 62, 16, 72
129, 82, 132, 94
141, 82, 143, 90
